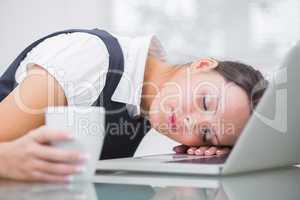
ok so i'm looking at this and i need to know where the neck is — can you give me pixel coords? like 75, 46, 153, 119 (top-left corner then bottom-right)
140, 56, 179, 118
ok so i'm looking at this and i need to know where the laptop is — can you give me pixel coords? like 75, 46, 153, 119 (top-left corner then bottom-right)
96, 42, 300, 175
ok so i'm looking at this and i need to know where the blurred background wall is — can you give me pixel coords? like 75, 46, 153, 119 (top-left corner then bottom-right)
0, 0, 299, 155
1, 0, 300, 74
0, 0, 108, 75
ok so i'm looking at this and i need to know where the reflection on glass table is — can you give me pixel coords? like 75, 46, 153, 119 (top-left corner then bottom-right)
0, 181, 97, 200
0, 167, 299, 200
94, 167, 300, 200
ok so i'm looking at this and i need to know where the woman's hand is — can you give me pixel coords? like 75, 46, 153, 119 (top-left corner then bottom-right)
173, 145, 231, 156
0, 126, 87, 182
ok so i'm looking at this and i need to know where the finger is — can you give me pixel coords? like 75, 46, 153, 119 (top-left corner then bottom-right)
173, 145, 189, 154
187, 147, 197, 155
33, 159, 84, 176
204, 146, 217, 156
216, 147, 231, 156
195, 146, 209, 156
34, 144, 87, 163
30, 171, 72, 183
31, 126, 73, 144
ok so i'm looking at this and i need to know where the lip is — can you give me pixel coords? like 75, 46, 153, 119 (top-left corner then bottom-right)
168, 110, 177, 131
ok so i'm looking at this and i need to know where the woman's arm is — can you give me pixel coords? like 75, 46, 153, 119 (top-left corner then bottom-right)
0, 65, 67, 141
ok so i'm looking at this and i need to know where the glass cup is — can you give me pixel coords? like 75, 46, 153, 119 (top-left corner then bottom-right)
45, 106, 105, 181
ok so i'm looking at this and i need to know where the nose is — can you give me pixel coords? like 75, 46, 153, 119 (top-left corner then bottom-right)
182, 114, 200, 134
181, 114, 218, 144
183, 115, 193, 128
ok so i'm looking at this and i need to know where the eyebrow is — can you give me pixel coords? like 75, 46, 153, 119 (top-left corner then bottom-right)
214, 96, 220, 115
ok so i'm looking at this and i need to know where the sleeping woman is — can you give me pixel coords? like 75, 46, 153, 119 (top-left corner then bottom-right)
0, 29, 268, 182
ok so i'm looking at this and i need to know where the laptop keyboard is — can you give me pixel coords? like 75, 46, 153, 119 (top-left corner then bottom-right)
165, 155, 228, 164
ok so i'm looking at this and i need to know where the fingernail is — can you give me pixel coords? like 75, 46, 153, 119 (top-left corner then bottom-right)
66, 176, 74, 182
75, 166, 86, 173
216, 150, 222, 156
205, 150, 211, 155
195, 150, 202, 155
187, 149, 194, 154
80, 154, 90, 161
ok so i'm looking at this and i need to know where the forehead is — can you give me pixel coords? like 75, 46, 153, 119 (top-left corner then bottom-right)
191, 70, 227, 92
214, 82, 251, 135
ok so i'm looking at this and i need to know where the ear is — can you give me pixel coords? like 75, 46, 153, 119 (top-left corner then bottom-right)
190, 58, 218, 73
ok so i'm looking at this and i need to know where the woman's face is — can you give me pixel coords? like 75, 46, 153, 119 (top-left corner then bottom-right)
148, 59, 251, 147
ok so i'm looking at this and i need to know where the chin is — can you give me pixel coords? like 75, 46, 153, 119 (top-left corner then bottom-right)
161, 127, 197, 146
148, 112, 162, 131
180, 138, 201, 146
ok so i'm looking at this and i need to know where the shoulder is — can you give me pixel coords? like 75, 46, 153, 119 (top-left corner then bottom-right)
111, 32, 166, 61
15, 31, 110, 106
18, 31, 110, 72
27, 32, 108, 56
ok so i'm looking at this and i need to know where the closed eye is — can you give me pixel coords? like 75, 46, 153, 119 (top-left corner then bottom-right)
203, 96, 208, 111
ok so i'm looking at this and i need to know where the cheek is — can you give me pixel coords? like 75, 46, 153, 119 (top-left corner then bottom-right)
163, 129, 203, 146
217, 125, 241, 146
179, 135, 202, 146
183, 95, 198, 114
158, 85, 182, 112
218, 134, 239, 146
159, 74, 200, 113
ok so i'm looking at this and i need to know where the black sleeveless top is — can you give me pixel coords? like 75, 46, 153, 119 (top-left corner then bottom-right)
0, 28, 152, 159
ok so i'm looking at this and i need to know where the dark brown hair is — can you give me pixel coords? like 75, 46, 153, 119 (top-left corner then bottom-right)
214, 60, 268, 112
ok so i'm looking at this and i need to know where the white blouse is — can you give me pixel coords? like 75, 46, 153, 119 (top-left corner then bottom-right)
15, 31, 166, 118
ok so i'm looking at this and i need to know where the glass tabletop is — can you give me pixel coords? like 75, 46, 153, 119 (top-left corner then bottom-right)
0, 167, 299, 200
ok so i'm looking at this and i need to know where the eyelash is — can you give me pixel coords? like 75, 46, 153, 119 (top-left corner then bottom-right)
203, 96, 208, 111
